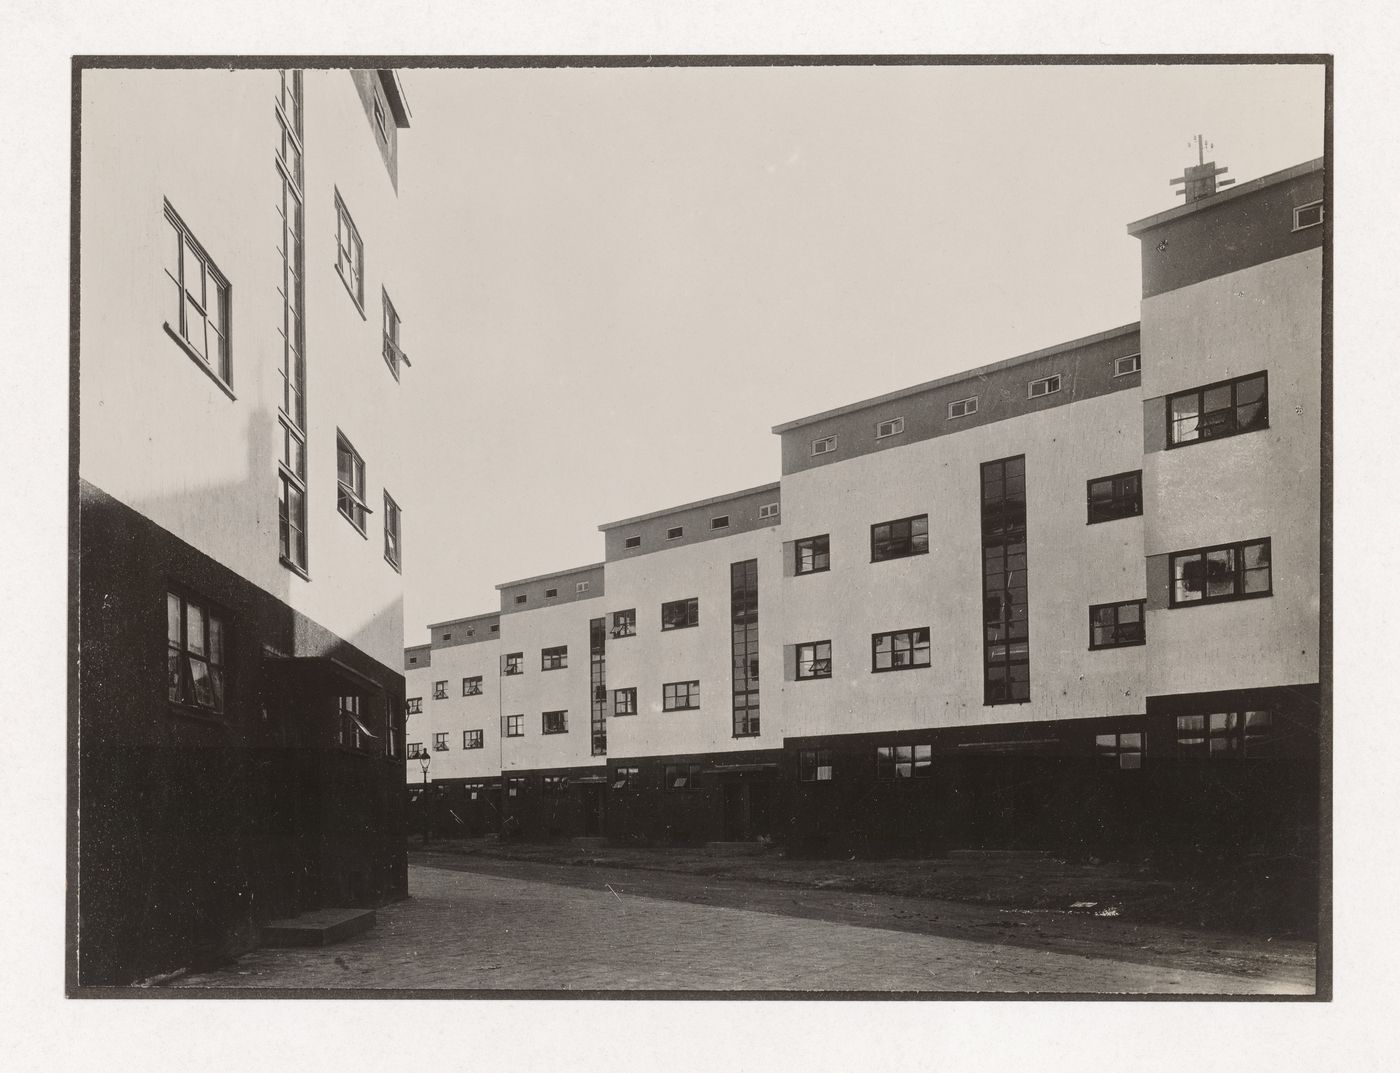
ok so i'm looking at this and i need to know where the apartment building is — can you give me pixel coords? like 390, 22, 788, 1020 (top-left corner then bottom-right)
406, 156, 1323, 860
76, 67, 415, 985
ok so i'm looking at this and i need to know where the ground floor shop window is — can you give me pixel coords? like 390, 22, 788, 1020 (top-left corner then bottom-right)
876, 743, 932, 779
799, 748, 833, 781
1095, 731, 1143, 770
1176, 711, 1277, 758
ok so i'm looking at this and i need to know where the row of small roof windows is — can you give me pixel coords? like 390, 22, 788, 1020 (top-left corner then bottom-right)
809, 354, 1142, 458
622, 502, 780, 551
512, 580, 591, 606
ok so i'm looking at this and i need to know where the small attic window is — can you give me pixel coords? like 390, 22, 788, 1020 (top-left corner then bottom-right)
667, 526, 684, 540
1292, 200, 1323, 231
490, 624, 499, 633
515, 594, 527, 605
545, 588, 558, 599
442, 632, 452, 640
625, 535, 641, 549
409, 656, 418, 664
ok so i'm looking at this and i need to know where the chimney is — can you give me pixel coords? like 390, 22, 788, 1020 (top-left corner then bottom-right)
1169, 134, 1236, 204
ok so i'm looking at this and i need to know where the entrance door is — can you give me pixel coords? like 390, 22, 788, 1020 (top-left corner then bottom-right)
582, 786, 604, 836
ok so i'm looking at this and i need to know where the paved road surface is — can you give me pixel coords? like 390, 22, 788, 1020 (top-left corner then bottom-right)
172, 864, 1313, 994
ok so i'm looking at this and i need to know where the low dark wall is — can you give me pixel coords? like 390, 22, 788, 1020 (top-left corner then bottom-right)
75, 482, 407, 986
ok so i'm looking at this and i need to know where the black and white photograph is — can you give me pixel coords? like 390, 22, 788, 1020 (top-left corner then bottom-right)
65, 55, 1329, 998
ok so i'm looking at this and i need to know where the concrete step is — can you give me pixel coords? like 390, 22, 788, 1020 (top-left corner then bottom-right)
945, 849, 1055, 861
261, 908, 376, 948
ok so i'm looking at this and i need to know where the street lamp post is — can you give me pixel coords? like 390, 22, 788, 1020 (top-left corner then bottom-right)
418, 750, 431, 845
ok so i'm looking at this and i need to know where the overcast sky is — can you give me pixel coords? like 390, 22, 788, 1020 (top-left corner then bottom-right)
394, 62, 1324, 639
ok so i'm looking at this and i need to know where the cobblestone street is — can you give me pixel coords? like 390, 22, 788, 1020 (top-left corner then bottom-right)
172, 862, 1315, 994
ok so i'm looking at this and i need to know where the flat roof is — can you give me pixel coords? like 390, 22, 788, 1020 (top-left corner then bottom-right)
424, 611, 500, 631
598, 482, 782, 531
494, 562, 606, 590
1125, 157, 1324, 236
770, 322, 1140, 434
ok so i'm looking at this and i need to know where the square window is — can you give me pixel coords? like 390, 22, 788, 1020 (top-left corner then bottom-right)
799, 748, 834, 782
661, 598, 699, 631
462, 676, 482, 696
432, 732, 449, 752
1169, 539, 1272, 607
1087, 471, 1142, 524
796, 640, 832, 680
1089, 600, 1146, 649
406, 697, 422, 715
504, 714, 524, 738
612, 766, 642, 791
876, 417, 905, 439
1167, 372, 1269, 447
1095, 731, 1144, 770
463, 729, 484, 749
663, 680, 700, 711
503, 652, 523, 676
947, 395, 978, 419
166, 590, 228, 714
542, 710, 568, 734
163, 203, 232, 390
871, 514, 929, 562
336, 432, 369, 534
664, 763, 701, 791
433, 680, 447, 699
795, 534, 830, 575
610, 609, 637, 638
577, 580, 590, 594
613, 687, 637, 716
541, 645, 568, 671
872, 628, 931, 672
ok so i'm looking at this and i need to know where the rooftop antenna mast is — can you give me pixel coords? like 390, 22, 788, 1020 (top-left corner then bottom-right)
1170, 135, 1236, 203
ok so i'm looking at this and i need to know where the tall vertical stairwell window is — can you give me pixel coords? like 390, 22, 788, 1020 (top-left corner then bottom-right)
731, 559, 760, 736
275, 69, 308, 574
982, 455, 1029, 704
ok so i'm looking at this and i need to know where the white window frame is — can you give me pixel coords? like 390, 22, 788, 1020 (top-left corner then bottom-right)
336, 432, 371, 535
875, 417, 905, 439
811, 435, 838, 456
334, 189, 364, 310
577, 580, 590, 594
163, 201, 233, 391
666, 526, 684, 540
1114, 354, 1142, 377
1292, 200, 1323, 231
710, 515, 730, 530
758, 502, 780, 520
1027, 374, 1061, 399
624, 535, 642, 550
948, 395, 978, 419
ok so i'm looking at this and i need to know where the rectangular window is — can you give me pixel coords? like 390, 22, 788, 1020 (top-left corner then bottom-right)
432, 732, 449, 752
871, 514, 929, 562
577, 581, 590, 594
383, 490, 402, 570
613, 688, 637, 716
731, 558, 760, 737
432, 680, 447, 699
166, 591, 227, 714
163, 202, 232, 389
948, 395, 978, 419
811, 435, 838, 456
665, 763, 701, 790
514, 594, 527, 605
795, 535, 830, 575
373, 94, 387, 140
612, 766, 642, 791
462, 676, 482, 696
542, 775, 567, 795
667, 526, 684, 540
503, 652, 523, 676
274, 76, 307, 577
1028, 374, 1061, 399
610, 609, 637, 638
624, 535, 642, 550
796, 640, 832, 680
798, 748, 834, 782
1089, 600, 1146, 649
1095, 732, 1144, 771
406, 697, 422, 715
336, 433, 369, 534
1176, 711, 1277, 759
663, 681, 700, 711
876, 417, 905, 439
1114, 353, 1141, 377
1087, 470, 1142, 524
871, 628, 931, 673
876, 744, 933, 779
758, 502, 780, 520
982, 455, 1029, 704
545, 587, 558, 599
589, 616, 607, 757
277, 424, 308, 573
334, 190, 364, 309
406, 743, 423, 759
504, 714, 524, 738
1292, 201, 1324, 231
542, 710, 568, 735
1169, 538, 1272, 607
463, 729, 483, 749
506, 775, 526, 797
382, 289, 406, 379
661, 598, 699, 631
1167, 372, 1269, 447
541, 645, 568, 671
338, 694, 374, 750
711, 515, 730, 530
